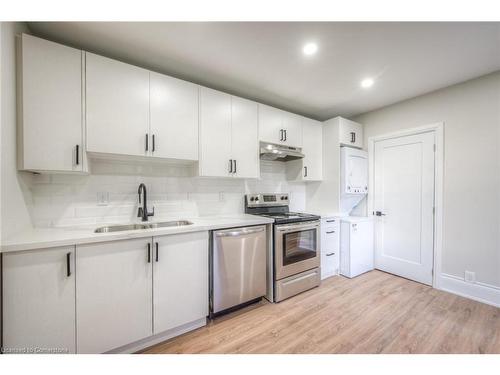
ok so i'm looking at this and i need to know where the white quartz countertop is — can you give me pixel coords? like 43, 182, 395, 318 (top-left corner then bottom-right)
0, 214, 274, 253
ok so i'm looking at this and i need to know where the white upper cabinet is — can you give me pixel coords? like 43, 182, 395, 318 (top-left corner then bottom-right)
338, 117, 363, 148
282, 112, 303, 147
301, 118, 323, 181
153, 231, 208, 334
2, 246, 76, 353
17, 34, 85, 173
258, 104, 303, 147
231, 96, 260, 179
199, 88, 260, 178
286, 117, 323, 181
258, 104, 283, 144
86, 53, 150, 157
149, 72, 199, 161
199, 87, 233, 177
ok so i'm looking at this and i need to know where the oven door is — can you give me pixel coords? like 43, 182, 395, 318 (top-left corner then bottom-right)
274, 221, 320, 280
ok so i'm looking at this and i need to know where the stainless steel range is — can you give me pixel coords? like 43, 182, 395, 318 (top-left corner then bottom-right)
245, 193, 321, 302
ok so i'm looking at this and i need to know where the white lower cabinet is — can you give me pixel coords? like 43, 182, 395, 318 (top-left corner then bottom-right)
76, 238, 153, 353
153, 231, 208, 333
321, 217, 340, 279
2, 246, 76, 353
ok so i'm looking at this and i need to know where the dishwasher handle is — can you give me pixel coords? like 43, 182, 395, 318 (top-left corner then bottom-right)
215, 226, 265, 237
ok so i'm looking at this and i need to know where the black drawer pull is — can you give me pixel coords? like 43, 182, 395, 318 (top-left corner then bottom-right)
326, 252, 335, 257
326, 219, 336, 223
66, 252, 71, 277
326, 230, 335, 234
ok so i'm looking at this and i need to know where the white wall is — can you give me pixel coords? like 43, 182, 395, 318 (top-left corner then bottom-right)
1, 22, 33, 240
28, 159, 306, 228
354, 71, 500, 289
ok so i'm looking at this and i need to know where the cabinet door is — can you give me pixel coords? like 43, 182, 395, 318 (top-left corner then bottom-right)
302, 118, 323, 181
258, 104, 283, 144
231, 97, 260, 179
199, 87, 232, 177
18, 34, 83, 172
150, 72, 199, 161
153, 231, 208, 334
76, 238, 152, 353
282, 112, 303, 147
86, 53, 150, 157
2, 246, 76, 353
339, 118, 363, 148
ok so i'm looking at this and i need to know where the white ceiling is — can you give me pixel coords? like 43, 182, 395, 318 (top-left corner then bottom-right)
28, 22, 500, 120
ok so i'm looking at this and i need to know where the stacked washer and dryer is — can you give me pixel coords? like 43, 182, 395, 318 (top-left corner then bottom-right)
339, 147, 374, 278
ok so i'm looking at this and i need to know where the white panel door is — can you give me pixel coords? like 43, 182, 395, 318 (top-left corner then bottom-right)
86, 53, 150, 157
373, 131, 435, 285
76, 238, 153, 353
302, 118, 323, 180
153, 231, 209, 334
282, 112, 303, 147
19, 34, 83, 172
199, 87, 232, 177
258, 104, 283, 144
2, 246, 76, 353
150, 72, 199, 161
231, 96, 260, 179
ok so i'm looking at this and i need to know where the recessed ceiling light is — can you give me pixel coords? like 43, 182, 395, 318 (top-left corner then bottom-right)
302, 43, 318, 56
361, 78, 374, 88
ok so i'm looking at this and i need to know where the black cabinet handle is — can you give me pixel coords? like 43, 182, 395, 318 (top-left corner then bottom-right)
326, 230, 335, 234
284, 129, 287, 141
75, 145, 79, 165
279, 129, 283, 141
229, 159, 233, 173
326, 252, 335, 257
66, 252, 71, 277
145, 134, 149, 151
233, 160, 237, 174
304, 166, 308, 177
326, 219, 336, 223
152, 134, 156, 152
147, 243, 151, 263
155, 242, 159, 262
350, 132, 356, 143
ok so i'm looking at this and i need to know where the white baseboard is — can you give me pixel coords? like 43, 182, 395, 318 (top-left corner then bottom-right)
438, 273, 500, 308
107, 317, 207, 354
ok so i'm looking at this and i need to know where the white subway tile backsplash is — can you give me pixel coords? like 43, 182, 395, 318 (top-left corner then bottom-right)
29, 160, 306, 228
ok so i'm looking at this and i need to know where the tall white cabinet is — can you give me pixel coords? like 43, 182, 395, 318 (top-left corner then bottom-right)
86, 53, 150, 157
17, 34, 85, 173
2, 246, 76, 353
199, 87, 259, 178
76, 238, 153, 353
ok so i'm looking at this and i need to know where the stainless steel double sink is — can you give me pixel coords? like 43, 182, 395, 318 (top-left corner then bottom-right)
94, 220, 193, 233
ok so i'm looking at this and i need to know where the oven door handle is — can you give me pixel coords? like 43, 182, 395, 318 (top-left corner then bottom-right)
276, 222, 320, 232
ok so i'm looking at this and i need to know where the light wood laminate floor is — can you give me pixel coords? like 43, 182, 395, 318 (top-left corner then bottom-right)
142, 270, 500, 354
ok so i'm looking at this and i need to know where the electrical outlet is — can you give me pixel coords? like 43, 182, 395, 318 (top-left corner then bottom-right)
464, 271, 476, 283
97, 192, 109, 206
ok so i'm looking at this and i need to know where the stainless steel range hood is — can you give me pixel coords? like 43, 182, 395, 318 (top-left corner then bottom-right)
260, 142, 305, 161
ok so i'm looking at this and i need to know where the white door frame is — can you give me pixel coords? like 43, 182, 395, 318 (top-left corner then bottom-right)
367, 122, 444, 287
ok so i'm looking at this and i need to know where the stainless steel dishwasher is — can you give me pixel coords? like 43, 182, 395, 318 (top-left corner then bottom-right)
210, 225, 267, 317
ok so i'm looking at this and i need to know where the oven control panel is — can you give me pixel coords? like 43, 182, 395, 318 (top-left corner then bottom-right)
245, 193, 289, 207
